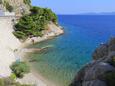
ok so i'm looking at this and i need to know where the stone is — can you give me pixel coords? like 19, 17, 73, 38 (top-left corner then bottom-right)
93, 44, 108, 60
108, 37, 115, 46
82, 80, 107, 86
109, 45, 115, 52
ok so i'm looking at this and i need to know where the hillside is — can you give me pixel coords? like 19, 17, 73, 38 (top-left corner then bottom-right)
0, 0, 30, 16
0, 17, 21, 77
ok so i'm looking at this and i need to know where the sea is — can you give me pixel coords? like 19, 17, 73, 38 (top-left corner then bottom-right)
26, 15, 115, 86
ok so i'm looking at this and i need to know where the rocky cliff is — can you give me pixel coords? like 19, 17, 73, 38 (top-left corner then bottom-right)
70, 38, 115, 86
0, 0, 30, 16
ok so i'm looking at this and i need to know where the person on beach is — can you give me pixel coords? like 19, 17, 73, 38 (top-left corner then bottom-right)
31, 38, 35, 44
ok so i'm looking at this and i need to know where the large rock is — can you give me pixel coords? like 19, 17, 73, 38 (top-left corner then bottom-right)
108, 37, 115, 46
109, 45, 115, 52
93, 44, 108, 60
84, 62, 115, 81
70, 38, 115, 86
82, 80, 107, 86
70, 67, 87, 86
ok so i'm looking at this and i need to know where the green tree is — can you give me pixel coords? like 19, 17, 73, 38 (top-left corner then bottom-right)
0, 77, 32, 86
23, 0, 31, 6
0, 0, 3, 4
10, 62, 30, 78
14, 6, 58, 39
4, 1, 13, 12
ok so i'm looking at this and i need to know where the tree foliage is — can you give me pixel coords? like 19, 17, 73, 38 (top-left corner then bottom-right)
0, 77, 32, 86
10, 62, 30, 78
23, 0, 31, 6
4, 1, 13, 12
30, 6, 57, 23
0, 0, 3, 4
14, 6, 58, 39
103, 71, 115, 86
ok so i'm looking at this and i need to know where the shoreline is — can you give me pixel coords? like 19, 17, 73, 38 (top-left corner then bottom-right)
21, 22, 64, 48
0, 17, 64, 86
17, 22, 64, 86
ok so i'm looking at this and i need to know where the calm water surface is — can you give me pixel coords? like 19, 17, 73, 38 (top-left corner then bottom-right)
27, 15, 115, 86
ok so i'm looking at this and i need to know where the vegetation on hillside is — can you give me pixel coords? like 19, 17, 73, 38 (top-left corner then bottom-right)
23, 0, 31, 6
0, 0, 3, 4
108, 56, 115, 67
0, 77, 32, 86
14, 6, 58, 39
103, 71, 115, 86
3, 1, 13, 12
10, 62, 30, 78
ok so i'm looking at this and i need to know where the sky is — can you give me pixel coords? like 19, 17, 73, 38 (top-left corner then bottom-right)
32, 0, 115, 14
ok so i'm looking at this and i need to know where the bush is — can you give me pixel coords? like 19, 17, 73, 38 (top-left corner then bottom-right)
103, 71, 115, 86
0, 0, 3, 4
14, 6, 58, 39
7, 5, 13, 12
23, 0, 31, 6
108, 56, 115, 67
5, 2, 13, 12
0, 77, 32, 86
0, 78, 4, 86
10, 73, 17, 80
13, 31, 27, 39
10, 62, 30, 78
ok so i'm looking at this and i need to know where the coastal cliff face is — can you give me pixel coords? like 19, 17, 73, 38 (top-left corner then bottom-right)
0, 0, 30, 16
70, 38, 115, 86
0, 17, 21, 77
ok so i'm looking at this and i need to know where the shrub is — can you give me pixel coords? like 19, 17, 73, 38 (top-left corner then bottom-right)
10, 73, 17, 80
23, 0, 31, 6
13, 31, 27, 39
103, 71, 115, 86
0, 0, 3, 4
5, 2, 13, 12
0, 77, 32, 86
0, 78, 4, 86
10, 62, 30, 78
14, 6, 58, 39
108, 56, 115, 67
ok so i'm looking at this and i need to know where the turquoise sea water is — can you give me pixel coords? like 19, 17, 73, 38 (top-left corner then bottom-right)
27, 15, 115, 86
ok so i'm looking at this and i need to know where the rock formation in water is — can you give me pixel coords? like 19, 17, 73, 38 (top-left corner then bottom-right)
70, 38, 115, 86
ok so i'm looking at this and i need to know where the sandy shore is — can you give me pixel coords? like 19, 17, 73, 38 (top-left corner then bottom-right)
0, 17, 63, 86
17, 73, 47, 86
17, 22, 64, 86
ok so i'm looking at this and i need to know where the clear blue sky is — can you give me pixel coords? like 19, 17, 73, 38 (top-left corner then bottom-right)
32, 0, 115, 14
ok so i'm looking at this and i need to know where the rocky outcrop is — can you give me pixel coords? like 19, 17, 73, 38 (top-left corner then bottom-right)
0, 0, 30, 16
93, 44, 108, 60
70, 38, 115, 86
